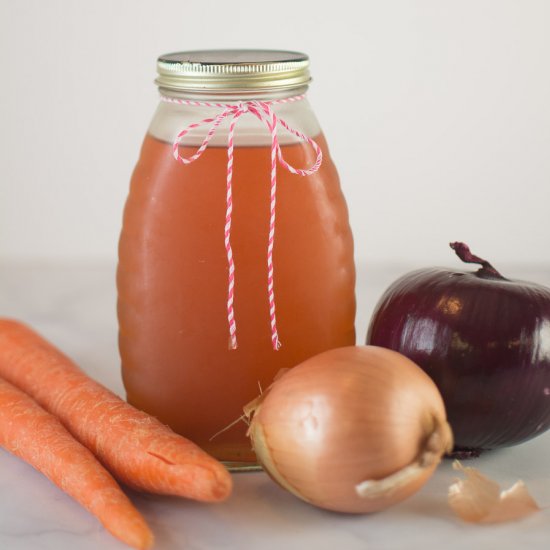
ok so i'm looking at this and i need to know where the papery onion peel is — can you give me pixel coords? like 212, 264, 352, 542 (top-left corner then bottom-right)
448, 460, 540, 523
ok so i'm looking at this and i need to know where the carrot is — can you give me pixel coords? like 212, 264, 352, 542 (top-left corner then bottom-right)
0, 377, 153, 550
0, 319, 232, 502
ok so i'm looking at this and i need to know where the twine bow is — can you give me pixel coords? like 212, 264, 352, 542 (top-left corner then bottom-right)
161, 94, 322, 350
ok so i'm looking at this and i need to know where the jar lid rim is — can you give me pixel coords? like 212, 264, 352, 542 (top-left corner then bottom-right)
156, 49, 311, 93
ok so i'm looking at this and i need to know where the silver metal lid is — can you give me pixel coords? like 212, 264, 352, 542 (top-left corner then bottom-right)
156, 49, 310, 93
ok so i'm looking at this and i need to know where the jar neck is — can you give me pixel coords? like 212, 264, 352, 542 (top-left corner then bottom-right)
157, 85, 310, 103
149, 87, 321, 147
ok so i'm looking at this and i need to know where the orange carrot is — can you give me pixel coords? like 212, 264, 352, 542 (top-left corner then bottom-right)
0, 377, 153, 550
0, 319, 232, 502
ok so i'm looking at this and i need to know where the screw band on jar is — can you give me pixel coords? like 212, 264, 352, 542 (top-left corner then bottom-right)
161, 94, 323, 350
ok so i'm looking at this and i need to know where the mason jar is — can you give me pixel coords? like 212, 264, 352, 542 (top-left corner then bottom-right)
117, 50, 356, 469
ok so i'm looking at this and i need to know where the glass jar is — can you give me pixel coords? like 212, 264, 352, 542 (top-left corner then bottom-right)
117, 50, 356, 468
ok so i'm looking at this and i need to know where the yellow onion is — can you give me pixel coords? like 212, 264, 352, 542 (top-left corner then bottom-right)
248, 346, 453, 513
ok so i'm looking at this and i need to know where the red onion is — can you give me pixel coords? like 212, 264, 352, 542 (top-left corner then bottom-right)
367, 242, 550, 456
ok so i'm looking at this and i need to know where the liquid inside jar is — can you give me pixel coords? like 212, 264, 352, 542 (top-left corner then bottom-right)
118, 126, 356, 464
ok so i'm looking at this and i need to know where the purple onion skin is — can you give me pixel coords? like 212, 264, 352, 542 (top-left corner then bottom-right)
366, 249, 550, 454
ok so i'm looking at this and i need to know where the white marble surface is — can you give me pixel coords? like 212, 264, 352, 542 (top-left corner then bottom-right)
1, 262, 550, 550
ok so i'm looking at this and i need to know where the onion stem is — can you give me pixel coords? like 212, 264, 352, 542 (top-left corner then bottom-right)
355, 417, 453, 499
449, 242, 506, 280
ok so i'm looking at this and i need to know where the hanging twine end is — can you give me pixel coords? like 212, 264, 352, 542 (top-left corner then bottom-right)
228, 335, 238, 351
272, 337, 282, 351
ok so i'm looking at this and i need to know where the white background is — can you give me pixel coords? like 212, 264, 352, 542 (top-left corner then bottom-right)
1, 0, 549, 267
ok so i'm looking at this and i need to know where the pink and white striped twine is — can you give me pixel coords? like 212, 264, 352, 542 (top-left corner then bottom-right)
161, 94, 322, 351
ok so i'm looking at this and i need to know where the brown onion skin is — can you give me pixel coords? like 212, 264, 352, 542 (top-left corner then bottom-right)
367, 262, 550, 454
250, 346, 448, 513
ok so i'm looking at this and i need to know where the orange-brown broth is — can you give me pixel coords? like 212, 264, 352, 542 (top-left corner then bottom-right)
117, 133, 356, 462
